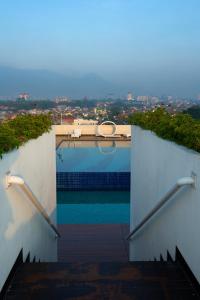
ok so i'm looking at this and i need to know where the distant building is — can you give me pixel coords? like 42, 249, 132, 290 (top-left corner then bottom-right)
137, 96, 149, 102
74, 119, 98, 125
17, 93, 30, 101
127, 92, 133, 101
54, 96, 69, 103
151, 96, 159, 104
63, 116, 75, 125
167, 96, 173, 101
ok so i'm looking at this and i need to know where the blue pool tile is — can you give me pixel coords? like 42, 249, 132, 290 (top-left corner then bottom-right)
57, 172, 130, 191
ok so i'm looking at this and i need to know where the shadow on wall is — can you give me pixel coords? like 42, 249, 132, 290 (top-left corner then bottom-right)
0, 151, 19, 249
0, 131, 57, 292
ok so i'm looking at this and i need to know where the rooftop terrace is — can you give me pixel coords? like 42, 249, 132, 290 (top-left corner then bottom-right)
0, 117, 200, 299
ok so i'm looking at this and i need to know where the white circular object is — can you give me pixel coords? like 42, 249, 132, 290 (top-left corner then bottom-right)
98, 141, 117, 155
97, 121, 117, 137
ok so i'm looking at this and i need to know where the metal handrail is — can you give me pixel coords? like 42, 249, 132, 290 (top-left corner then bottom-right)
127, 176, 195, 240
6, 175, 60, 238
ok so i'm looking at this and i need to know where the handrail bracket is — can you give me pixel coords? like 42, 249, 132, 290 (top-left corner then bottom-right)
5, 174, 60, 238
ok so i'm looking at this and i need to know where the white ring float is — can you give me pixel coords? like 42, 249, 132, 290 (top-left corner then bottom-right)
97, 121, 117, 137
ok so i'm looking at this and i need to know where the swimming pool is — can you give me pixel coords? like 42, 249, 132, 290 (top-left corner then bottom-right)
56, 140, 131, 224
57, 191, 130, 224
56, 141, 130, 172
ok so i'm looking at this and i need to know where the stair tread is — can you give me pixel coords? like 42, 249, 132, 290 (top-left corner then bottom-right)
6, 262, 199, 300
57, 224, 129, 262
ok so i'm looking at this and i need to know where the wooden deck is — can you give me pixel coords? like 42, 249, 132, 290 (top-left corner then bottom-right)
6, 261, 199, 299
58, 224, 129, 262
6, 225, 200, 299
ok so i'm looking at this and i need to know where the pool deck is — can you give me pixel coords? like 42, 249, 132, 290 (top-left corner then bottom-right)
58, 224, 129, 262
56, 135, 131, 141
56, 135, 131, 146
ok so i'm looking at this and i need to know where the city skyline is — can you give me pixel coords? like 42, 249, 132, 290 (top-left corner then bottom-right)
0, 0, 200, 97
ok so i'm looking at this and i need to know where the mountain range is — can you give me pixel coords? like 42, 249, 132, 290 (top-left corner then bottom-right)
0, 66, 120, 99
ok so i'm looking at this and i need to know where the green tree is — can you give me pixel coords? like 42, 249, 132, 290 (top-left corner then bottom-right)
128, 108, 200, 152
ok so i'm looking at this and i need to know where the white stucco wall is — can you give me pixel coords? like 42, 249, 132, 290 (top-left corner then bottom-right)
130, 126, 200, 282
54, 124, 131, 136
0, 129, 57, 291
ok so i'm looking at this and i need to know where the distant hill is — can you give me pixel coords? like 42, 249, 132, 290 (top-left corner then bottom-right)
0, 66, 119, 98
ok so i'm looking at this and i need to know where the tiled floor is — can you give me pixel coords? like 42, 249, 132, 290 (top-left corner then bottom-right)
58, 224, 129, 262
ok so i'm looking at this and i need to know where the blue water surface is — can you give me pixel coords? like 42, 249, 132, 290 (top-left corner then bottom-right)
58, 203, 130, 224
56, 145, 130, 172
56, 141, 131, 224
57, 191, 130, 224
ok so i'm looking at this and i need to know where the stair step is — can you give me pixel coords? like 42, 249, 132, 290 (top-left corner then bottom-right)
6, 262, 199, 300
58, 224, 129, 262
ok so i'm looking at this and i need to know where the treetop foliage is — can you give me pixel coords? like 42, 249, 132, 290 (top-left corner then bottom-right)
128, 108, 200, 153
0, 114, 52, 158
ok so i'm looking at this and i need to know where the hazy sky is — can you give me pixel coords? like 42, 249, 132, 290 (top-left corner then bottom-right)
0, 0, 200, 96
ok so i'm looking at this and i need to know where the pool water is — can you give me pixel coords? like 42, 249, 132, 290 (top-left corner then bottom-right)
57, 142, 130, 172
57, 191, 130, 224
56, 140, 131, 224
